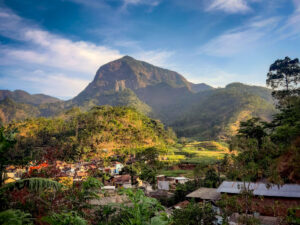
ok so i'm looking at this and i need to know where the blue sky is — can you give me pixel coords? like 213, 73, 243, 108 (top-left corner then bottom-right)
0, 0, 300, 99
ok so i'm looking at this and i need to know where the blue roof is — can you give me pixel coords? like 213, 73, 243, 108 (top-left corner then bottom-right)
217, 181, 300, 198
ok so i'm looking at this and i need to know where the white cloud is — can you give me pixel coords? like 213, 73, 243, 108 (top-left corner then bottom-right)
198, 17, 280, 57
0, 9, 122, 74
206, 0, 251, 13
0, 69, 90, 99
123, 0, 160, 6
185, 65, 265, 87
111, 39, 174, 68
132, 50, 174, 68
120, 0, 161, 11
0, 7, 174, 98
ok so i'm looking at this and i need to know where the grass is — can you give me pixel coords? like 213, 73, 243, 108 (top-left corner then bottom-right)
158, 141, 233, 179
161, 140, 230, 165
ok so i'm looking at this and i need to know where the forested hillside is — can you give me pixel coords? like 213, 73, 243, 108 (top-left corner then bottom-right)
170, 83, 276, 140
0, 98, 40, 123
6, 106, 175, 161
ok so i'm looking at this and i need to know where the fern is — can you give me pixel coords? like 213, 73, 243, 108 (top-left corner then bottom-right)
42, 211, 87, 225
0, 178, 62, 193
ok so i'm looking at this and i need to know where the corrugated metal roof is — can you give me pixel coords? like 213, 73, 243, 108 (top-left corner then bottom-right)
186, 188, 221, 200
217, 181, 300, 198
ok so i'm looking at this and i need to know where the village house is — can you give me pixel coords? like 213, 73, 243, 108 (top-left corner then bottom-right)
217, 181, 300, 217
186, 187, 221, 204
156, 175, 190, 191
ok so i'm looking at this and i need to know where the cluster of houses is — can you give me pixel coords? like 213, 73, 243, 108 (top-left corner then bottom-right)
4, 160, 124, 184
4, 162, 300, 224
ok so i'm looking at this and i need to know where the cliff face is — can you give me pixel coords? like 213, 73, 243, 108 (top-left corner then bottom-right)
73, 56, 192, 100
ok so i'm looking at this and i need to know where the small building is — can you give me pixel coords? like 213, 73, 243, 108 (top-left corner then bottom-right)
186, 187, 221, 203
156, 175, 166, 181
113, 162, 124, 174
217, 181, 300, 217
156, 175, 190, 191
170, 177, 190, 184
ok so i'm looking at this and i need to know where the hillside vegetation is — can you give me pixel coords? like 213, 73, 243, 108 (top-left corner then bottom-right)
6, 106, 175, 161
171, 83, 276, 140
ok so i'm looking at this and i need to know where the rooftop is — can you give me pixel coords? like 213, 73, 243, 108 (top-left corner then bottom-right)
173, 177, 189, 180
186, 188, 221, 201
217, 181, 300, 198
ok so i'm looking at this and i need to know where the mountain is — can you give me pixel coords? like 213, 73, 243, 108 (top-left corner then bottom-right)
0, 98, 40, 123
189, 82, 213, 92
0, 90, 62, 124
170, 83, 276, 140
0, 56, 276, 140
0, 90, 61, 105
73, 56, 192, 111
75, 56, 190, 100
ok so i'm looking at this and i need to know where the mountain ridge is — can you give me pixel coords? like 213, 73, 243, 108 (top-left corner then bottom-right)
0, 90, 61, 105
0, 56, 276, 139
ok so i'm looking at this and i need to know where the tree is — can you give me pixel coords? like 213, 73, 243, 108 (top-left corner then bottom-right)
237, 118, 267, 148
0, 126, 17, 186
267, 57, 300, 106
120, 189, 165, 225
126, 147, 163, 186
171, 201, 216, 225
65, 177, 103, 215
204, 168, 219, 188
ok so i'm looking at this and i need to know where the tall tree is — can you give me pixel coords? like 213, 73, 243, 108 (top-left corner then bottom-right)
267, 57, 300, 106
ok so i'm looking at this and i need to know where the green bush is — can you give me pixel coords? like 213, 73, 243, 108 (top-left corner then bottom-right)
0, 209, 33, 225
42, 211, 87, 225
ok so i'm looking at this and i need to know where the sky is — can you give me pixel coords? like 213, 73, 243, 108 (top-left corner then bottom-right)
0, 0, 300, 99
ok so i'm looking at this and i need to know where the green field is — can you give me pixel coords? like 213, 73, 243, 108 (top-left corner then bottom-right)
161, 141, 230, 165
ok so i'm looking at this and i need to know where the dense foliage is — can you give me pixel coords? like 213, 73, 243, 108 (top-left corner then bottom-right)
5, 106, 175, 162
226, 57, 300, 184
171, 83, 276, 140
171, 201, 216, 225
